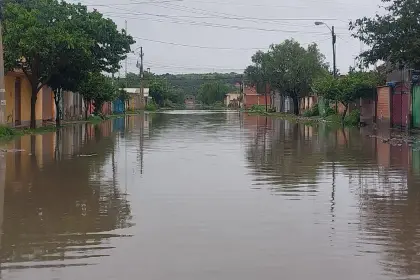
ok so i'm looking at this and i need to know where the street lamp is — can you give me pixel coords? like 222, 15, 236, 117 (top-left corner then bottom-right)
315, 21, 336, 78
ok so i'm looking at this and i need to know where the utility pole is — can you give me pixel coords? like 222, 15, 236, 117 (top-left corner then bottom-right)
137, 47, 144, 108
359, 41, 364, 72
0, 4, 6, 125
125, 20, 128, 89
332, 26, 337, 78
314, 22, 337, 77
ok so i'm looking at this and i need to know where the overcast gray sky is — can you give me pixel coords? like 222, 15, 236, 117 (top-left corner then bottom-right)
73, 0, 383, 75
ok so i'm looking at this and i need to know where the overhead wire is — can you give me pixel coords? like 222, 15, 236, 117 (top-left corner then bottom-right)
129, 35, 331, 52
101, 12, 333, 34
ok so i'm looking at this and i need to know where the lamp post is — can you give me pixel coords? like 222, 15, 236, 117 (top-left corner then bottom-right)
315, 21, 336, 78
315, 22, 337, 228
315, 21, 338, 113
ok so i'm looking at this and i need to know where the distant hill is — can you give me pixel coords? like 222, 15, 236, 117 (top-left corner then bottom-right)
160, 72, 243, 97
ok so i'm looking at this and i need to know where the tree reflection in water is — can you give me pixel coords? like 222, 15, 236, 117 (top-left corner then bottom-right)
244, 114, 420, 278
1, 121, 132, 269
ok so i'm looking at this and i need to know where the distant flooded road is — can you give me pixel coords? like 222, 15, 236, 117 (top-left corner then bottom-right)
1, 111, 420, 279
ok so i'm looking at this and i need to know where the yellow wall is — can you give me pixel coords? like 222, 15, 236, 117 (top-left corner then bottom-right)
36, 86, 43, 122
5, 73, 45, 126
5, 76, 15, 124
21, 77, 31, 123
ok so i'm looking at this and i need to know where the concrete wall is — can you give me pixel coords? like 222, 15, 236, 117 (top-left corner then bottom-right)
62, 91, 83, 120
42, 87, 54, 121
300, 96, 317, 112
360, 98, 376, 125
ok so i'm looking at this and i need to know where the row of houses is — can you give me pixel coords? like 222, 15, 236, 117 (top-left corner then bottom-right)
226, 69, 420, 129
224, 86, 272, 109
2, 70, 149, 127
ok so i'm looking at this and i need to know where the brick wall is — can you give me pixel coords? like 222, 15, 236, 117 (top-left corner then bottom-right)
376, 86, 391, 128
244, 94, 271, 109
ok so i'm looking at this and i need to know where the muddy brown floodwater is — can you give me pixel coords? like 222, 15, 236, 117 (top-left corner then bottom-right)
1, 111, 420, 279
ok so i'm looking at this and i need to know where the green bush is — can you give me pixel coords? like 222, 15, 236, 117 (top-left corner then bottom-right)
87, 115, 103, 123
311, 103, 319, 116
145, 101, 158, 111
344, 109, 360, 126
213, 101, 224, 108
249, 105, 266, 113
302, 104, 319, 117
303, 110, 313, 117
0, 125, 16, 138
324, 107, 336, 117
324, 114, 342, 123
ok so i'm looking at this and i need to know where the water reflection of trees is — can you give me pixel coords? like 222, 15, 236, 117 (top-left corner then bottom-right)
244, 115, 420, 277
1, 122, 132, 268
245, 116, 328, 194
351, 157, 420, 277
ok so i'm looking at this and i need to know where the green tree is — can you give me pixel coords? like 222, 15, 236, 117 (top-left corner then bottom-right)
197, 81, 230, 105
3, 0, 134, 128
245, 39, 328, 115
312, 71, 380, 121
48, 50, 89, 126
244, 51, 271, 94
149, 78, 168, 107
77, 72, 116, 119
350, 0, 420, 68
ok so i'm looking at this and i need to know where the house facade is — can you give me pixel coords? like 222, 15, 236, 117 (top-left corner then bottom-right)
224, 92, 241, 108
243, 86, 271, 109
4, 71, 54, 127
123, 88, 149, 111
272, 91, 294, 113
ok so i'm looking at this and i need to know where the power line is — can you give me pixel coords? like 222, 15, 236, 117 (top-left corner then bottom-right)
102, 9, 340, 25
145, 2, 341, 23
103, 11, 329, 28
129, 35, 331, 52
182, 0, 370, 10
131, 36, 265, 50
103, 12, 332, 34
75, 0, 184, 6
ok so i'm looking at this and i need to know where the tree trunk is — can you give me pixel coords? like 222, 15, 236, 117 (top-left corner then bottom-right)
30, 87, 38, 129
53, 89, 62, 127
84, 99, 89, 120
292, 96, 299, 115
265, 92, 268, 112
342, 103, 348, 123
94, 100, 103, 116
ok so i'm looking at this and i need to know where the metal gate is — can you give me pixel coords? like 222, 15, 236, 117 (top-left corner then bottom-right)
412, 85, 420, 128
392, 91, 409, 127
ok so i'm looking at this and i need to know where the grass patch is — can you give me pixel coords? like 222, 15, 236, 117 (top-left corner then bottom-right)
22, 126, 58, 135
247, 105, 269, 115
145, 102, 158, 112
87, 115, 104, 124
0, 125, 18, 138
324, 114, 342, 123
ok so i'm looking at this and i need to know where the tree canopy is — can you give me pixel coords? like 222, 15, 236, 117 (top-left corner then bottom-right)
197, 81, 231, 105
3, 0, 134, 127
77, 72, 116, 117
350, 0, 420, 68
312, 71, 380, 120
149, 78, 168, 107
245, 39, 328, 114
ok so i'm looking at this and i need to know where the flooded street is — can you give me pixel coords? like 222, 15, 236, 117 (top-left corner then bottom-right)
1, 111, 420, 279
